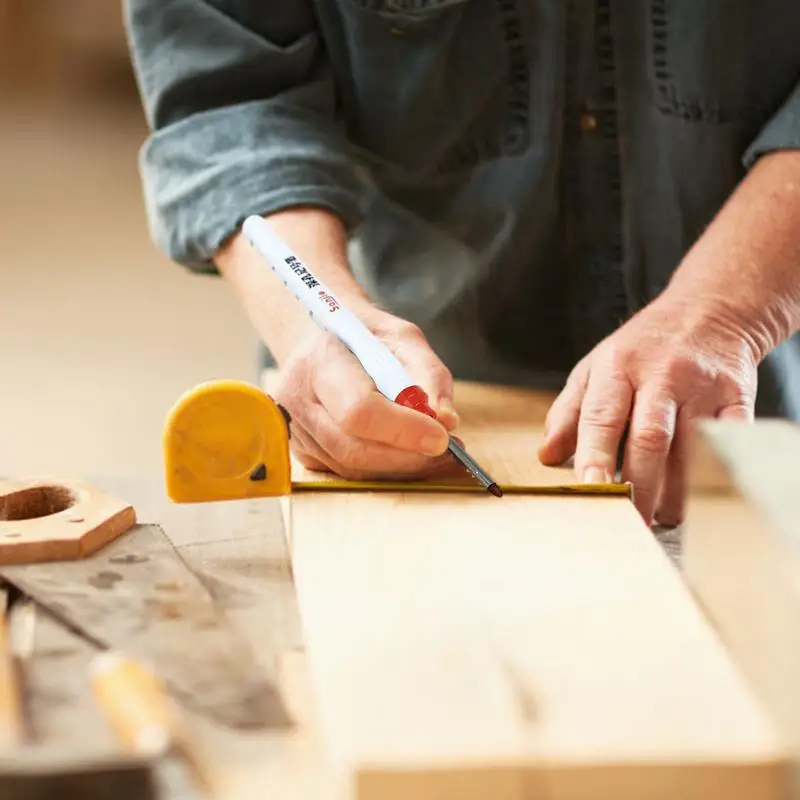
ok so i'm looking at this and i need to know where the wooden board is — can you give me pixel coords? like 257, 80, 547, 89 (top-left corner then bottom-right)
285, 382, 787, 800
685, 420, 800, 797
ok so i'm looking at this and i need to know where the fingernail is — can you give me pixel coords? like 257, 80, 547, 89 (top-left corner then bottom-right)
582, 467, 611, 484
655, 512, 682, 529
421, 432, 449, 457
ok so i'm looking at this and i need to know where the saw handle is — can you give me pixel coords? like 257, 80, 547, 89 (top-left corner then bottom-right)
90, 651, 180, 756
0, 593, 23, 748
90, 652, 218, 794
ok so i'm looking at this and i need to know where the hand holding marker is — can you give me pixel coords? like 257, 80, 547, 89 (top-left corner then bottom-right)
242, 215, 502, 497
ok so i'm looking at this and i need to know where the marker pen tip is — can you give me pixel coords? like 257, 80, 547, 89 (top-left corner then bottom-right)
487, 483, 503, 498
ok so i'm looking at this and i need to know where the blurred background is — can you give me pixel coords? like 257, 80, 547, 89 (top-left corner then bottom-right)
0, 1, 255, 478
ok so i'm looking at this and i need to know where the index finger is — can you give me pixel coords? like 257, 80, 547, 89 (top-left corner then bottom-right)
622, 390, 677, 525
574, 371, 633, 484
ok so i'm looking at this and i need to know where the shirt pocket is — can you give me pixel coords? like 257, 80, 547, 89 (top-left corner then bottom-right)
331, 0, 531, 174
649, 0, 800, 126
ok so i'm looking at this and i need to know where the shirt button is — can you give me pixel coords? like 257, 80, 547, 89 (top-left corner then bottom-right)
579, 112, 598, 133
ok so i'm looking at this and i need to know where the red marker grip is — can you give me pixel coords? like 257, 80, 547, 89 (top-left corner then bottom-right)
394, 385, 437, 419
395, 383, 499, 494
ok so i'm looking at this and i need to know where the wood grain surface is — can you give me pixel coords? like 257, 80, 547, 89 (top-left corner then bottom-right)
285, 382, 787, 800
685, 420, 800, 798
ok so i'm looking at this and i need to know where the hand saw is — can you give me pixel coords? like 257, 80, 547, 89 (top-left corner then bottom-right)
0, 522, 290, 732
162, 379, 630, 503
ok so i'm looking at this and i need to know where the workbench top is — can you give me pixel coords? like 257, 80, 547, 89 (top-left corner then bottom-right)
0, 474, 307, 799
0, 471, 683, 798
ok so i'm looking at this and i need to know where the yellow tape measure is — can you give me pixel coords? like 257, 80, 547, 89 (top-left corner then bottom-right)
163, 380, 292, 503
163, 380, 630, 503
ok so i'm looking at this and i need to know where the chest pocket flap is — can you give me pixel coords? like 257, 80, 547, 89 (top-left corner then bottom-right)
332, 0, 530, 174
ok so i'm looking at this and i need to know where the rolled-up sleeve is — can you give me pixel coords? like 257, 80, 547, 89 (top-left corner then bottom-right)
123, 0, 364, 273
743, 80, 800, 170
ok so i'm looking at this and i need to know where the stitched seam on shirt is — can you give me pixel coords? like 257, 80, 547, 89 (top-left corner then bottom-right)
650, 0, 721, 122
649, 0, 767, 124
560, 0, 630, 359
595, 0, 629, 324
436, 0, 530, 172
559, 0, 584, 356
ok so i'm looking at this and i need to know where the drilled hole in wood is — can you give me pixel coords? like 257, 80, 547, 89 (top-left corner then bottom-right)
0, 486, 76, 521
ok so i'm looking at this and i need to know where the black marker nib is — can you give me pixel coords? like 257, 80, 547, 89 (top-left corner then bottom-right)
487, 483, 503, 498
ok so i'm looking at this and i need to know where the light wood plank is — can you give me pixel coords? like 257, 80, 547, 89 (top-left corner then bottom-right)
685, 420, 800, 797
286, 383, 787, 800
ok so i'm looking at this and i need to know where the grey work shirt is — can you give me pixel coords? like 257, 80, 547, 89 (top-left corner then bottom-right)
124, 0, 800, 417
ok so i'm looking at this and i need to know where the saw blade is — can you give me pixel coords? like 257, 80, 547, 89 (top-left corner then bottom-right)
0, 524, 290, 731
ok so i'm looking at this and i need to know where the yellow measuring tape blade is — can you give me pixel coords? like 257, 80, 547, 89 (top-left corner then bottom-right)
292, 480, 631, 497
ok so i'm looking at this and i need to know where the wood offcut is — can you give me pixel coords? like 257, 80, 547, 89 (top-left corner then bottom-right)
0, 479, 135, 565
685, 420, 800, 797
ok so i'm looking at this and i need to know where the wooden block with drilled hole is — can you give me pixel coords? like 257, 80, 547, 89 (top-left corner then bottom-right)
0, 479, 136, 565
685, 420, 800, 797
280, 380, 788, 800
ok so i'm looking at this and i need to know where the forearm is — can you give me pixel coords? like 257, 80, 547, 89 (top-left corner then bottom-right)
124, 0, 363, 272
215, 208, 380, 364
664, 150, 800, 362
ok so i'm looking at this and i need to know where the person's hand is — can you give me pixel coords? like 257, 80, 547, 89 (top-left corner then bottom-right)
537, 295, 759, 526
272, 310, 461, 480
216, 207, 460, 481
